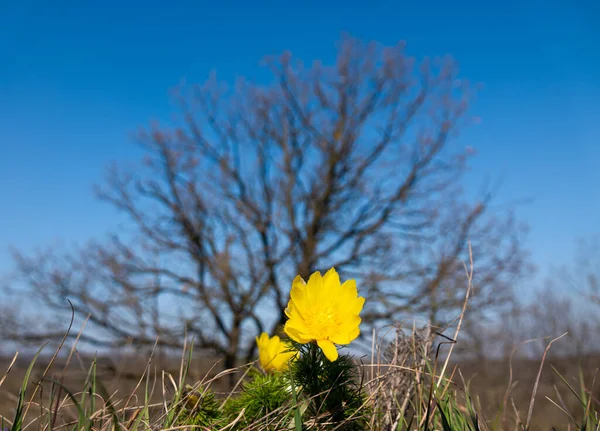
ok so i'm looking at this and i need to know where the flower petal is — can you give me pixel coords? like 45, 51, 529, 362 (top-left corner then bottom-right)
323, 267, 340, 290
347, 326, 360, 341
351, 296, 366, 315
317, 339, 339, 361
285, 301, 304, 319
268, 335, 281, 358
329, 332, 351, 345
343, 315, 361, 329
285, 316, 309, 335
256, 333, 297, 372
284, 324, 312, 344
306, 270, 323, 303
290, 275, 307, 305
256, 332, 268, 347
339, 279, 358, 303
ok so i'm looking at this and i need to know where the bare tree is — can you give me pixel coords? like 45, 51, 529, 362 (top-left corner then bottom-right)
527, 236, 600, 357
6, 36, 529, 372
562, 236, 600, 308
460, 237, 600, 362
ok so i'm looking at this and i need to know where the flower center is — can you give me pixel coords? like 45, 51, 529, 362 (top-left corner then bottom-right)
306, 306, 340, 339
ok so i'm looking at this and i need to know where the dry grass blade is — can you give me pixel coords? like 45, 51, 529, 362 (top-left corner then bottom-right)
0, 352, 19, 388
369, 321, 432, 431
436, 241, 474, 388
219, 363, 252, 410
219, 408, 245, 431
525, 332, 568, 429
545, 396, 578, 425
50, 313, 91, 430
22, 300, 77, 423
124, 338, 159, 411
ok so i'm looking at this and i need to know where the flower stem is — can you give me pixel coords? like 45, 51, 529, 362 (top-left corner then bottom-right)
308, 341, 324, 413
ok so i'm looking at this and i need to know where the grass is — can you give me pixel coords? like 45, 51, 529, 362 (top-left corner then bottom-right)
1, 324, 599, 431
1, 254, 598, 430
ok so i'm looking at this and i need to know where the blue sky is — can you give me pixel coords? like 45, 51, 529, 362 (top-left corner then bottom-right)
1, 0, 599, 291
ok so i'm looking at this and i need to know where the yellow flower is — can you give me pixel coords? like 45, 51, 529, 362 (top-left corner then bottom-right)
283, 268, 365, 362
256, 332, 297, 372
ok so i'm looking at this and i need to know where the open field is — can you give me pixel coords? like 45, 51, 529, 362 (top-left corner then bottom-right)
1, 346, 598, 430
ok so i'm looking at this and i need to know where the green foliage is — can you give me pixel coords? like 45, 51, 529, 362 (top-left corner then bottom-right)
224, 368, 293, 429
7, 351, 125, 431
435, 392, 482, 431
548, 364, 600, 430
172, 385, 223, 428
291, 342, 369, 430
10, 345, 45, 431
163, 342, 195, 428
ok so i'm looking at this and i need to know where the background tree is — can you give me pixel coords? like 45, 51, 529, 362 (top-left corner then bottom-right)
526, 236, 600, 357
454, 236, 600, 363
6, 36, 529, 371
